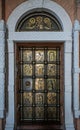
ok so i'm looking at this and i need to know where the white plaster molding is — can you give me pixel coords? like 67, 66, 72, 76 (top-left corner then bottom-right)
8, 40, 14, 53
0, 73, 5, 86
43, 0, 72, 31
65, 92, 75, 130
0, 20, 5, 119
8, 32, 72, 42
5, 90, 15, 130
7, 0, 72, 32
64, 52, 72, 86
0, 45, 5, 69
65, 85, 72, 92
74, 110, 80, 118
5, 42, 14, 130
64, 41, 74, 130
64, 41, 72, 53
0, 32, 5, 40
65, 92, 73, 123
0, 110, 4, 118
73, 67, 80, 73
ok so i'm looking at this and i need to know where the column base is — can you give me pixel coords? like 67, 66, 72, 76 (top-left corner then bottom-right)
5, 124, 14, 130
65, 124, 75, 130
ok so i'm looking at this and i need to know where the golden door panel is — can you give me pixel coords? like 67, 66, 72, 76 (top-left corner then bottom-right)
16, 45, 62, 124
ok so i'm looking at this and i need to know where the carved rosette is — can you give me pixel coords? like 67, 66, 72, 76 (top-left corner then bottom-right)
0, 20, 5, 118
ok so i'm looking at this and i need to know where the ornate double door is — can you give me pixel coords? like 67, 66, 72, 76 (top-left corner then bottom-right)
16, 43, 63, 129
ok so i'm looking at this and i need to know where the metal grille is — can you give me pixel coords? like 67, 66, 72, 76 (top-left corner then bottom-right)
18, 47, 60, 123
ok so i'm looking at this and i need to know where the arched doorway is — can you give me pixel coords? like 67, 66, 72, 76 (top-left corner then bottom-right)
15, 12, 63, 130
5, 0, 75, 130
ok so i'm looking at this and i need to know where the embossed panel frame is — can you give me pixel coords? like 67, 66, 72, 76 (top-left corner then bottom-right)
15, 43, 64, 128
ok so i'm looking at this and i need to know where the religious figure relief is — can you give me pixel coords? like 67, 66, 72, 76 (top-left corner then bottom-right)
23, 93, 32, 105
23, 64, 32, 76
16, 12, 62, 31
35, 50, 44, 62
47, 64, 56, 75
47, 79, 56, 90
36, 107, 44, 118
26, 18, 36, 30
23, 50, 32, 62
44, 17, 51, 30
36, 16, 43, 30
35, 64, 44, 76
48, 107, 56, 118
35, 78, 44, 90
36, 93, 44, 105
25, 16, 53, 31
47, 93, 56, 104
23, 107, 32, 119
48, 50, 56, 61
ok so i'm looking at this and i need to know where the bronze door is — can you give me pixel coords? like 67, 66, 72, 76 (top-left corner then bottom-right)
16, 43, 63, 129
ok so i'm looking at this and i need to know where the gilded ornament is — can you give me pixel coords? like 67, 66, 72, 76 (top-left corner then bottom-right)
44, 17, 51, 29
44, 17, 50, 23
36, 16, 42, 23
29, 18, 35, 24
36, 16, 43, 29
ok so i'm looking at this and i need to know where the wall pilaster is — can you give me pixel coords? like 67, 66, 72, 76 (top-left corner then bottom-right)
73, 20, 80, 118
5, 40, 14, 130
0, 20, 5, 118
64, 40, 75, 130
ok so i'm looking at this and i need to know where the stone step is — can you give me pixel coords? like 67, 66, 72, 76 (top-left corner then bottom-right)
17, 125, 63, 130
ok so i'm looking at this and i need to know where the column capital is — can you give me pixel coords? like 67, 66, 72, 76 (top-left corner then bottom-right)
0, 20, 6, 42
74, 20, 80, 31
0, 20, 5, 31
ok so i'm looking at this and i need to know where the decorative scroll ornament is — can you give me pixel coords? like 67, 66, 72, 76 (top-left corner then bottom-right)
16, 13, 62, 31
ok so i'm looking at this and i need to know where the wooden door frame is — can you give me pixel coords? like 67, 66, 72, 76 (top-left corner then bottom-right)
15, 42, 64, 129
